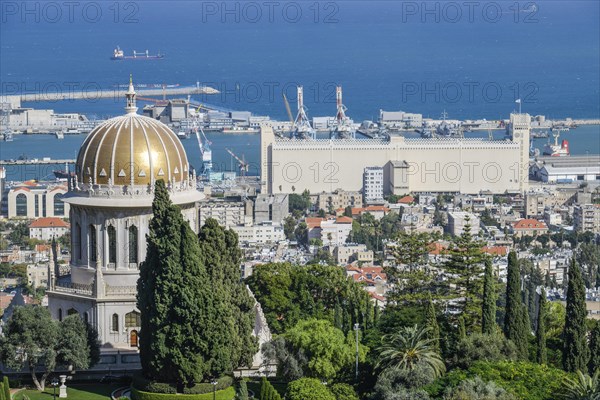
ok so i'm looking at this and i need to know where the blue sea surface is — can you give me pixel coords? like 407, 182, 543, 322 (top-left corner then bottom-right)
1, 1, 599, 181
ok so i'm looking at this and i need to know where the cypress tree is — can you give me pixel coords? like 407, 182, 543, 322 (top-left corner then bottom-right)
237, 379, 249, 400
458, 316, 466, 341
260, 377, 267, 400
137, 180, 213, 387
536, 288, 547, 365
482, 258, 497, 335
528, 279, 537, 330
504, 251, 528, 359
333, 302, 343, 330
2, 376, 9, 400
563, 259, 590, 372
589, 322, 600, 375
425, 295, 441, 353
374, 301, 380, 325
198, 219, 258, 376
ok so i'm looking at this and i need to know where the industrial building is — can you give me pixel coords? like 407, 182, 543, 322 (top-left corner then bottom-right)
378, 110, 423, 129
530, 155, 600, 183
261, 113, 531, 195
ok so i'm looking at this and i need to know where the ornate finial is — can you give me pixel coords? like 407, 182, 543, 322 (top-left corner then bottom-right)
125, 75, 137, 114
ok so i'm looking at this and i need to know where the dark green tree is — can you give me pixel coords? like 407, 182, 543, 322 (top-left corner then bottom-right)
0, 306, 97, 391
283, 216, 296, 240
443, 218, 487, 330
56, 315, 90, 370
2, 376, 9, 400
388, 229, 435, 307
425, 295, 441, 353
344, 206, 353, 217
563, 259, 590, 372
237, 379, 249, 400
294, 222, 309, 247
536, 288, 547, 365
504, 251, 529, 359
458, 316, 467, 341
482, 258, 497, 335
589, 321, 600, 375
137, 180, 213, 387
198, 218, 258, 377
85, 322, 101, 367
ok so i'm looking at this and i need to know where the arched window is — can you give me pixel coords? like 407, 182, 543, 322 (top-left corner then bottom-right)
16, 193, 27, 216
74, 223, 81, 260
125, 311, 141, 328
128, 226, 138, 264
107, 225, 116, 264
58, 308, 63, 322
111, 313, 119, 332
84, 312, 89, 324
89, 225, 97, 263
54, 193, 64, 216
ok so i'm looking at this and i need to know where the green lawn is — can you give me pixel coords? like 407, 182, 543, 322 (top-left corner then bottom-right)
14, 384, 121, 400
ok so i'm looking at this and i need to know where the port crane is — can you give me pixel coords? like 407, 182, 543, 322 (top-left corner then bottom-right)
331, 86, 355, 139
225, 148, 249, 176
293, 86, 316, 139
192, 107, 212, 175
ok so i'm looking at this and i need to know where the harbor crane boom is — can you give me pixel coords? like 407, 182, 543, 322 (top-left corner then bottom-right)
225, 147, 249, 175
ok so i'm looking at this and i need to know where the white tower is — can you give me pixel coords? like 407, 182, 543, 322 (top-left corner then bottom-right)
509, 113, 531, 193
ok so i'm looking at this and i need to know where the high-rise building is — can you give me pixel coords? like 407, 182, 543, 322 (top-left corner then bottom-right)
363, 167, 384, 204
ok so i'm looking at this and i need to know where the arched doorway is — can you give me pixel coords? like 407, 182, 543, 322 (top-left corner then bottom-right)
130, 330, 138, 347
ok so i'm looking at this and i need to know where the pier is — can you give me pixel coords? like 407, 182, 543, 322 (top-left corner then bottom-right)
1, 84, 219, 108
0, 159, 75, 166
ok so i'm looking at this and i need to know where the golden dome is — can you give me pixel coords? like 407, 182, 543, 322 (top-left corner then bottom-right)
76, 79, 189, 187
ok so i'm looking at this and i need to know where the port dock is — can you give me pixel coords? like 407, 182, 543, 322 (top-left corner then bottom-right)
1, 83, 219, 108
0, 159, 76, 166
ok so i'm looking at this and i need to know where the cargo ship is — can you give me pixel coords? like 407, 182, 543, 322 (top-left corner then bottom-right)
543, 130, 570, 157
111, 46, 164, 60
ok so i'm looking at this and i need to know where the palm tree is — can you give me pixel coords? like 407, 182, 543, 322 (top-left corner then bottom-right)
561, 370, 600, 400
375, 325, 446, 378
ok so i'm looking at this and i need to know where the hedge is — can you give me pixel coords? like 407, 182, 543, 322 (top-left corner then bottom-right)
132, 373, 232, 395
131, 386, 235, 400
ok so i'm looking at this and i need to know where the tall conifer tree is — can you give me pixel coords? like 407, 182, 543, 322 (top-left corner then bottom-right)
536, 288, 547, 365
504, 251, 528, 359
563, 259, 590, 372
482, 258, 497, 335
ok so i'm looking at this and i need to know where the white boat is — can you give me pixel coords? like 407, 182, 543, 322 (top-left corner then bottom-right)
55, 131, 65, 139
543, 130, 570, 157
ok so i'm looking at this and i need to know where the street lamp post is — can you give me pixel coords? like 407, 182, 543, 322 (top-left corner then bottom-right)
51, 377, 59, 400
211, 380, 218, 400
354, 322, 360, 381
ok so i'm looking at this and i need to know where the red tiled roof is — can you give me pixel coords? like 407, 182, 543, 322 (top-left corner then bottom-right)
398, 195, 414, 204
482, 246, 509, 256
305, 217, 324, 229
428, 242, 449, 255
513, 219, 548, 230
29, 217, 70, 229
336, 216, 353, 224
365, 206, 390, 212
